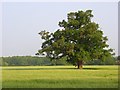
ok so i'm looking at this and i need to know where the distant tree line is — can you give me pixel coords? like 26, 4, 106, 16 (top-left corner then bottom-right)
0, 56, 68, 66
0, 56, 119, 66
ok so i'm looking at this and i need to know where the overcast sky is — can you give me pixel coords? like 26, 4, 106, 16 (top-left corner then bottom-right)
2, 2, 118, 56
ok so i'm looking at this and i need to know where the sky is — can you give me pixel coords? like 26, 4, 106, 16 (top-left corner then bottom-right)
1, 2, 118, 56
0, 2, 2, 57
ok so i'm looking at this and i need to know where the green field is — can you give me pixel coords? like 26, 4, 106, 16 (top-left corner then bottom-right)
2, 65, 118, 88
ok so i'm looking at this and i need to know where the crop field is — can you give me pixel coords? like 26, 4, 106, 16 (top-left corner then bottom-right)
2, 65, 118, 88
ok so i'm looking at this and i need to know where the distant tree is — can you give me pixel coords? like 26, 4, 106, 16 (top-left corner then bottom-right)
2, 56, 52, 66
37, 10, 115, 69
0, 57, 2, 66
117, 55, 120, 60
117, 56, 120, 64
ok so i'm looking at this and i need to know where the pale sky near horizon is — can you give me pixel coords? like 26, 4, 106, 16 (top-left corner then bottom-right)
2, 2, 118, 56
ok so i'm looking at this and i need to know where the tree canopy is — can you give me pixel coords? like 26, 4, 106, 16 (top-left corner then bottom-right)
37, 10, 115, 69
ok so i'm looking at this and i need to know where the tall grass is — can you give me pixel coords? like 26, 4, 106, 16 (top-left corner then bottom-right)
2, 65, 118, 88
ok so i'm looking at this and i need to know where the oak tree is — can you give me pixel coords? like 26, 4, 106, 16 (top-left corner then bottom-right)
37, 10, 115, 69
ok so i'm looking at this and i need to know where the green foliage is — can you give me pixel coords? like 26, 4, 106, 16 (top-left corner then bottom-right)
1, 56, 117, 66
2, 56, 51, 66
1, 56, 69, 66
85, 57, 117, 65
37, 10, 114, 66
0, 57, 2, 66
117, 55, 120, 60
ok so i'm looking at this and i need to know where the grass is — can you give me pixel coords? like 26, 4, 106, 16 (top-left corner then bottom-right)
2, 65, 118, 88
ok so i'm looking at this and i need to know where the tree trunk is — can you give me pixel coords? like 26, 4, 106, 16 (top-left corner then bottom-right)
77, 60, 83, 69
